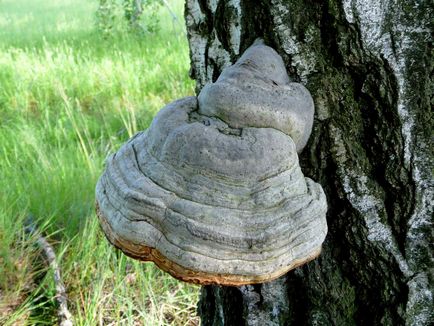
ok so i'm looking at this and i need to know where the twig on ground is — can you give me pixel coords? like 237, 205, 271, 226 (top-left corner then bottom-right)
24, 215, 73, 326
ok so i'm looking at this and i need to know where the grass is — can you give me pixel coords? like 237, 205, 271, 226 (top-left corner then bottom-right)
0, 0, 199, 324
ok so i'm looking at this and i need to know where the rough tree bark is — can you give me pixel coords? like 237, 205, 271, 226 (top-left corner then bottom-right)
184, 1, 433, 325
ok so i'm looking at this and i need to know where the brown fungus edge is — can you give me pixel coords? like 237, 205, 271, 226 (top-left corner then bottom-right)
96, 201, 322, 286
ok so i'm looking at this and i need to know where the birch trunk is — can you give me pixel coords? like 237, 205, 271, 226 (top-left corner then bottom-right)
184, 0, 433, 325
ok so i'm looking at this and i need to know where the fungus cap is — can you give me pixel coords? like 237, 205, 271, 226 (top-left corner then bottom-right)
95, 42, 328, 286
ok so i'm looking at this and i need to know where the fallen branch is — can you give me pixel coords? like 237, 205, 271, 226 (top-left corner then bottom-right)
25, 216, 73, 326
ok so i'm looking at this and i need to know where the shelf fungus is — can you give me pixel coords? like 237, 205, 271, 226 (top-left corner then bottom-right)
95, 41, 328, 286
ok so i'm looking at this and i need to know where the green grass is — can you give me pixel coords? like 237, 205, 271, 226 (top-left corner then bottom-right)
0, 0, 199, 324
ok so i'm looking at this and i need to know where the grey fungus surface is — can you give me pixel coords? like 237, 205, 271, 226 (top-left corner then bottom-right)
198, 41, 314, 153
95, 43, 328, 286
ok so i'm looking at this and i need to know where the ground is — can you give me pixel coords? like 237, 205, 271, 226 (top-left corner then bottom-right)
0, 0, 199, 324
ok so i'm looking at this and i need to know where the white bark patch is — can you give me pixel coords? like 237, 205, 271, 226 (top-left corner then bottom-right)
342, 0, 355, 23
240, 278, 289, 326
330, 125, 411, 277
342, 173, 412, 278
407, 165, 433, 233
342, 3, 433, 321
347, 0, 389, 52
329, 125, 347, 163
227, 0, 241, 55
208, 0, 219, 13
343, 0, 429, 166
315, 95, 330, 121
270, 0, 318, 82
185, 0, 208, 87
406, 273, 434, 326
206, 34, 232, 81
214, 288, 226, 324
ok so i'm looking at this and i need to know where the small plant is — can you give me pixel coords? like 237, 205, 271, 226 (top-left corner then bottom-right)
96, 0, 162, 36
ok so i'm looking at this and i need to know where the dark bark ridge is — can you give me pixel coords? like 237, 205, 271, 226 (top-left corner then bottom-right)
185, 0, 433, 325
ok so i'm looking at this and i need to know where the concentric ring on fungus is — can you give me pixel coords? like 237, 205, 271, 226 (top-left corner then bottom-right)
95, 40, 328, 286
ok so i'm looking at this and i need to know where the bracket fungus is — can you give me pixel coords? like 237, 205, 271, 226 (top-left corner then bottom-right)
95, 41, 328, 286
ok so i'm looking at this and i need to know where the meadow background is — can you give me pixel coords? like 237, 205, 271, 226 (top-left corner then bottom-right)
0, 0, 199, 324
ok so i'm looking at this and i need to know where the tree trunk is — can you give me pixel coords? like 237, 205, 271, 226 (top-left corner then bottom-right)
184, 0, 433, 325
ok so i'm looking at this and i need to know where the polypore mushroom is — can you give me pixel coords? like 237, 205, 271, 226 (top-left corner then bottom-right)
95, 40, 327, 286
